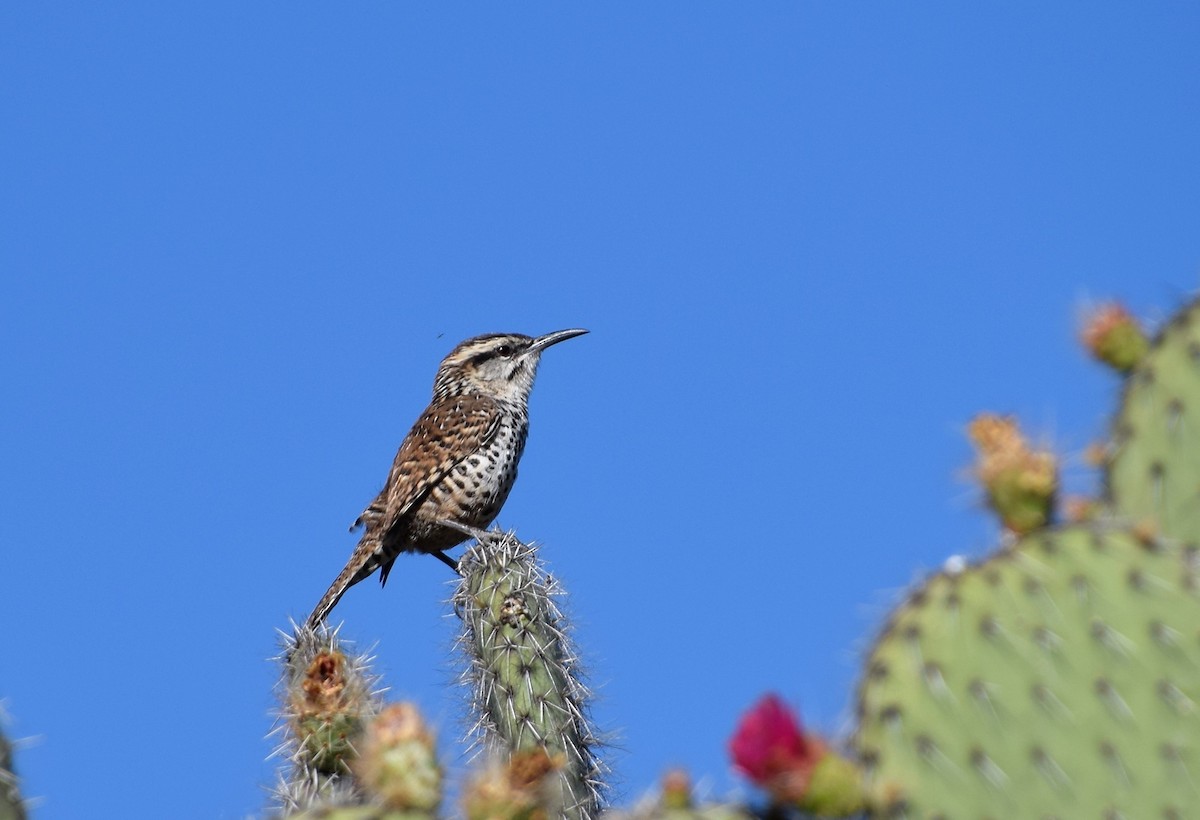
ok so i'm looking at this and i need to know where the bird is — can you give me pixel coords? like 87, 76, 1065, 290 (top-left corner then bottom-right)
305, 329, 588, 628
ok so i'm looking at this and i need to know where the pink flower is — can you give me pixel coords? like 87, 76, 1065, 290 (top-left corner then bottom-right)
729, 694, 824, 799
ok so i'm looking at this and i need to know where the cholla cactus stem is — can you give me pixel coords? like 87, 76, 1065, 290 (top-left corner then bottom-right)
268, 621, 385, 814
452, 530, 606, 819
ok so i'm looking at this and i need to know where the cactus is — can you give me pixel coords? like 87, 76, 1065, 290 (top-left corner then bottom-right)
283, 808, 434, 820
967, 414, 1058, 534
272, 624, 386, 814
1107, 297, 1200, 544
0, 721, 24, 820
270, 533, 606, 820
854, 522, 1200, 817
452, 531, 605, 820
1081, 302, 1150, 373
15, 292, 1200, 820
728, 693, 865, 816
602, 770, 754, 820
353, 704, 442, 814
604, 804, 752, 820
460, 748, 571, 820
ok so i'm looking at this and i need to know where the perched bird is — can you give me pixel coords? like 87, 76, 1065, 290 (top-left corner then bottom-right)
305, 329, 587, 628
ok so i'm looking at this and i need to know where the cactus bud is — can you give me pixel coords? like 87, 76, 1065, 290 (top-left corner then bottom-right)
1081, 302, 1148, 372
353, 703, 441, 812
293, 650, 366, 775
659, 769, 692, 810
462, 749, 562, 820
272, 624, 383, 813
1062, 495, 1099, 523
968, 414, 1057, 534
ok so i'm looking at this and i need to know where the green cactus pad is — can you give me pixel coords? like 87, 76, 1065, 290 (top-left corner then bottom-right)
855, 523, 1200, 818
1108, 297, 1200, 544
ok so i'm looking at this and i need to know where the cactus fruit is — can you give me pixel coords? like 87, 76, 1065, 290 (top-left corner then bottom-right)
272, 625, 384, 813
452, 531, 604, 820
967, 414, 1058, 534
728, 694, 865, 816
1107, 297, 1200, 544
854, 522, 1200, 817
1082, 302, 1150, 373
799, 753, 868, 817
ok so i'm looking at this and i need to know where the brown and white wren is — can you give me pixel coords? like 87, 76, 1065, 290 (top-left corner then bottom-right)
305, 329, 587, 628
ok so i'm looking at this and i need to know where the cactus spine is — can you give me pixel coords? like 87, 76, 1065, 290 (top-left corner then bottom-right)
453, 531, 604, 820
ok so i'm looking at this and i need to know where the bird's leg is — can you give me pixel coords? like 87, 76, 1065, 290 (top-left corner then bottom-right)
435, 518, 498, 576
437, 518, 494, 542
433, 549, 463, 576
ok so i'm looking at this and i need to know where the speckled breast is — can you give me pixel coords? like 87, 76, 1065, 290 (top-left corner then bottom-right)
410, 411, 529, 553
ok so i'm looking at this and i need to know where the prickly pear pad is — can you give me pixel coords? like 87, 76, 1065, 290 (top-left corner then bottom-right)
855, 524, 1200, 818
1109, 297, 1200, 544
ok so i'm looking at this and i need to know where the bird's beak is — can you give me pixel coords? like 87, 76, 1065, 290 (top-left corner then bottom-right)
528, 328, 589, 353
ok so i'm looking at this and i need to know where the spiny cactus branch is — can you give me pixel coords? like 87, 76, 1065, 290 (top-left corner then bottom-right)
0, 718, 24, 820
270, 623, 386, 814
452, 530, 606, 820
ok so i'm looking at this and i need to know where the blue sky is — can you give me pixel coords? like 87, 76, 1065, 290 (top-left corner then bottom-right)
3, 4, 1199, 817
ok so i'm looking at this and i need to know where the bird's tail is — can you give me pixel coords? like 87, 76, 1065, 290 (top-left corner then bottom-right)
305, 535, 388, 630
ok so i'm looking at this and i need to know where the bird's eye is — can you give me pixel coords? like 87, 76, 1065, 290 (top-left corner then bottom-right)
496, 344, 514, 358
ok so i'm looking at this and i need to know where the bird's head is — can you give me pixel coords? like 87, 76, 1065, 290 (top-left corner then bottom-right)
432, 329, 588, 403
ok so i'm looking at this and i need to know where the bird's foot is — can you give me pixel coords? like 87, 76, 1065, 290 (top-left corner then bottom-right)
433, 549, 464, 576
